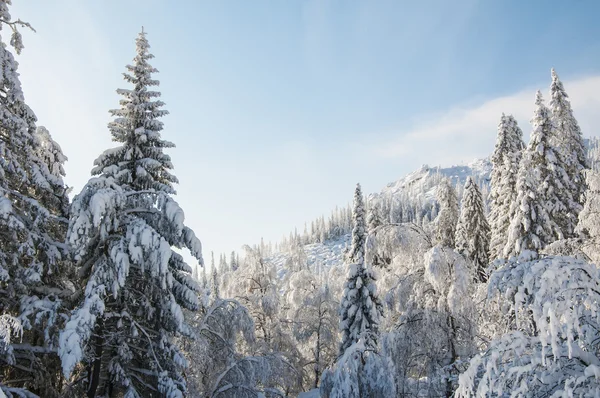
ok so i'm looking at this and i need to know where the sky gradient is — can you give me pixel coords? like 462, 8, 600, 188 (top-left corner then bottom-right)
10, 0, 600, 258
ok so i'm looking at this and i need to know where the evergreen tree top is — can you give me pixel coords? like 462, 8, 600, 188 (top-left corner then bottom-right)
535, 90, 545, 108
464, 175, 474, 190
349, 183, 366, 264
531, 91, 553, 149
92, 28, 178, 194
550, 68, 568, 102
492, 114, 524, 166
549, 68, 588, 170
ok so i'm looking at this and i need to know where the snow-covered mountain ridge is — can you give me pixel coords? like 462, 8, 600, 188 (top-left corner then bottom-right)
378, 157, 491, 202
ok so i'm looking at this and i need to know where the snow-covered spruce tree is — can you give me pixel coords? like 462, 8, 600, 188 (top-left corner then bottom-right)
91, 30, 177, 194
504, 92, 563, 257
0, 6, 72, 397
435, 179, 460, 247
549, 68, 587, 238
455, 177, 490, 282
489, 114, 524, 260
338, 183, 383, 356
59, 30, 202, 398
367, 198, 383, 232
347, 184, 367, 264
320, 340, 396, 398
457, 255, 600, 397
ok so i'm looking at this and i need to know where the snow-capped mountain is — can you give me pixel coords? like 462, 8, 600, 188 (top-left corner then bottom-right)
378, 157, 492, 202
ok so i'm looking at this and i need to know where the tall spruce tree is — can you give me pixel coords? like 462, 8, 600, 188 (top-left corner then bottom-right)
549, 68, 587, 238
59, 29, 202, 397
504, 91, 562, 256
339, 183, 383, 356
455, 177, 490, 282
0, 5, 71, 396
489, 114, 524, 260
435, 179, 460, 247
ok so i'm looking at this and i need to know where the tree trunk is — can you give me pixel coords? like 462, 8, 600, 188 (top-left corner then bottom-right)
445, 315, 457, 398
314, 317, 322, 389
87, 319, 104, 398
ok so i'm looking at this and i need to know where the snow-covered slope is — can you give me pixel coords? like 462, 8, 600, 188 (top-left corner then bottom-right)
266, 158, 491, 270
297, 389, 320, 398
267, 234, 351, 273
378, 157, 491, 202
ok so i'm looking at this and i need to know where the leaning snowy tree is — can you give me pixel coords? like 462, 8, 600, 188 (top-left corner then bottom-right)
549, 68, 588, 238
455, 177, 490, 282
488, 114, 524, 260
58, 29, 203, 398
435, 179, 460, 248
504, 92, 563, 257
0, 4, 72, 397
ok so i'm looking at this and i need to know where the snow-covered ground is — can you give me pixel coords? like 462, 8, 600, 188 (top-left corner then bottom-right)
268, 234, 350, 271
297, 389, 320, 398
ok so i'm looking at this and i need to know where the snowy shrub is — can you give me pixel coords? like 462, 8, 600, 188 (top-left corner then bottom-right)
457, 255, 600, 397
320, 340, 395, 398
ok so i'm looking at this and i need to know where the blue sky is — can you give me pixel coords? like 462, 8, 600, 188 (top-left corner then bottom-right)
10, 0, 600, 259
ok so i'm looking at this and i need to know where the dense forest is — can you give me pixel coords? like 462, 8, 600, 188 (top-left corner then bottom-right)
0, 2, 599, 397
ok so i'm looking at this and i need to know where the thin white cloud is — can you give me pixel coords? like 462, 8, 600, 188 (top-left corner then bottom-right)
373, 74, 600, 166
